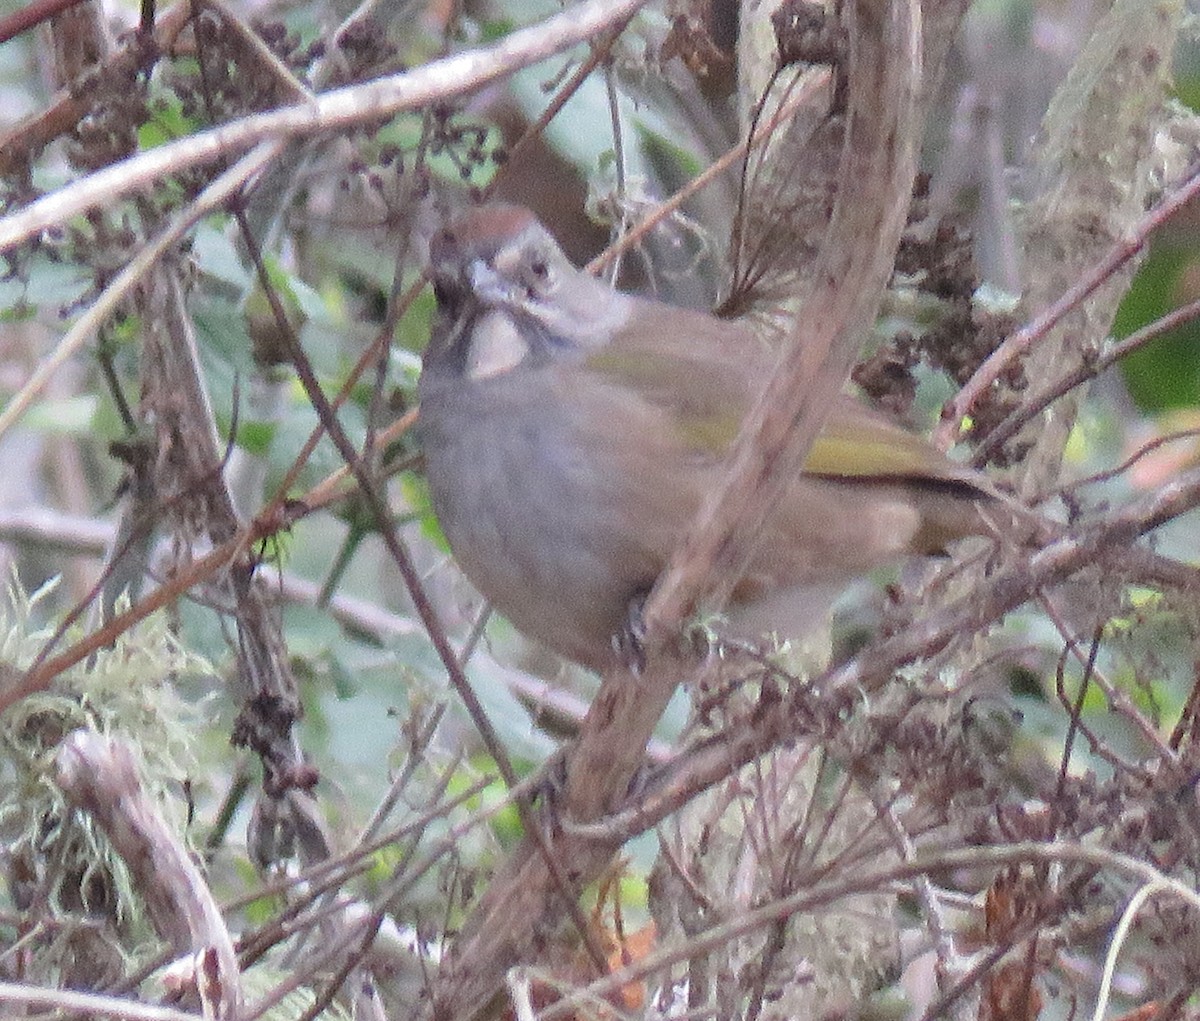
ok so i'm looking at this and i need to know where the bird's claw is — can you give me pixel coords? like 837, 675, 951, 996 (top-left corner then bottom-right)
612, 593, 648, 674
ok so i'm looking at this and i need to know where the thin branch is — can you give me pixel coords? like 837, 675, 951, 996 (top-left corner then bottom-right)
1039, 593, 1177, 766
1091, 881, 1183, 1021
0, 2, 191, 174
974, 295, 1200, 465
0, 142, 281, 442
585, 68, 832, 279
0, 982, 204, 1021
1057, 427, 1200, 498
0, 0, 649, 252
0, 0, 90, 44
232, 182, 612, 969
936, 159, 1200, 450
538, 840, 1200, 1021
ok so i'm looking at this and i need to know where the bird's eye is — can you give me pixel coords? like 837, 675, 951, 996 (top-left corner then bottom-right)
523, 257, 552, 300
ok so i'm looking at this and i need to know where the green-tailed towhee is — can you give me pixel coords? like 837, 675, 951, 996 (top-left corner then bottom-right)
418, 204, 994, 671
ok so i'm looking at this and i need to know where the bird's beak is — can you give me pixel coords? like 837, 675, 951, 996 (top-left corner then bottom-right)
468, 259, 522, 308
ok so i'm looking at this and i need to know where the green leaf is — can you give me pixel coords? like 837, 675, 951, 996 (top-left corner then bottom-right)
400, 471, 447, 550
138, 92, 195, 148
235, 419, 277, 456
1114, 244, 1200, 412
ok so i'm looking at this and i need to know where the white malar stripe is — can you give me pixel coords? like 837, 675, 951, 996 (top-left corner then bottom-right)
466, 310, 529, 381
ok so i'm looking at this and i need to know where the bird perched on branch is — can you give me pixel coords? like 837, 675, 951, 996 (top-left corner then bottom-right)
418, 204, 996, 672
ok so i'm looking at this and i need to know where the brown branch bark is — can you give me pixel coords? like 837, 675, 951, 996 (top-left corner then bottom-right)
0, 0, 89, 46
0, 2, 190, 177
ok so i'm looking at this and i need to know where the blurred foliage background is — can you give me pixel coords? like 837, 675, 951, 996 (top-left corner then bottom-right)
1, 0, 1199, 1018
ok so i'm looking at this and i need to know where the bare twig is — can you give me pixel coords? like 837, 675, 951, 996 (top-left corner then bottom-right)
975, 296, 1200, 466
936, 155, 1200, 453
1039, 593, 1177, 766
0, 0, 649, 252
0, 2, 190, 174
1056, 428, 1200, 498
232, 176, 611, 966
537, 841, 1200, 1021
0, 0, 90, 45
585, 68, 832, 279
0, 982, 204, 1021
0, 142, 281, 443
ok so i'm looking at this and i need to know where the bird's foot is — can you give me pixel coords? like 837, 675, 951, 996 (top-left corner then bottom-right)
611, 593, 648, 675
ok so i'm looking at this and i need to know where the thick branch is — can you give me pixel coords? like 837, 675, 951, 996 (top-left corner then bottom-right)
56, 731, 240, 1018
431, 1, 924, 1016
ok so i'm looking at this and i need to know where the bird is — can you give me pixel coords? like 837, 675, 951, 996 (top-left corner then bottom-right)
417, 203, 996, 672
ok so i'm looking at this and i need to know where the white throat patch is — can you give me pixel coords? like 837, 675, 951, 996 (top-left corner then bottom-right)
465, 310, 530, 381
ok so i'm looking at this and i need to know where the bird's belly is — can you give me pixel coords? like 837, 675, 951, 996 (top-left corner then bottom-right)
419, 387, 656, 669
